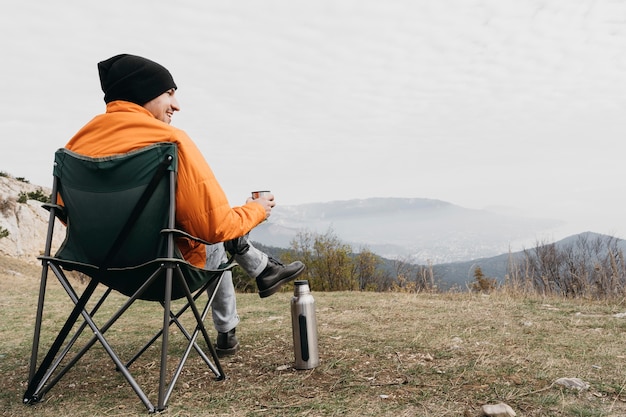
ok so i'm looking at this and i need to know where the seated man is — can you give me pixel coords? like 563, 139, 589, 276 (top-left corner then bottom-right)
65, 54, 304, 356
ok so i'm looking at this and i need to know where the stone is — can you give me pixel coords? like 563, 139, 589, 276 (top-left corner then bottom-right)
554, 377, 590, 391
481, 402, 516, 417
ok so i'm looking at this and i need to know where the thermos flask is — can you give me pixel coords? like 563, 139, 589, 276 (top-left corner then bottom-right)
291, 280, 319, 369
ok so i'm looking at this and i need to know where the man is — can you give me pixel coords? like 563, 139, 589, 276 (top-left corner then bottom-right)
65, 53, 305, 356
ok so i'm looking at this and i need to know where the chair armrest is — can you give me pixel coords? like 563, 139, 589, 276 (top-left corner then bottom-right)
161, 228, 215, 246
42, 203, 67, 224
162, 228, 239, 270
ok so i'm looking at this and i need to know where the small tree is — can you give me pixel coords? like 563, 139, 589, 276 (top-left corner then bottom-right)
471, 266, 497, 293
289, 228, 357, 291
353, 247, 385, 291
521, 234, 626, 298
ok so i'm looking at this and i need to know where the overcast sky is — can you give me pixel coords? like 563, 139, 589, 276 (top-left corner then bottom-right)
2, 0, 625, 241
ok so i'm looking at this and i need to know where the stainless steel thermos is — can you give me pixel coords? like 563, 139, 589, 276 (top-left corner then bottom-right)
291, 280, 319, 369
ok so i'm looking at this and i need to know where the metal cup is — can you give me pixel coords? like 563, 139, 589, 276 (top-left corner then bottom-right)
251, 190, 271, 199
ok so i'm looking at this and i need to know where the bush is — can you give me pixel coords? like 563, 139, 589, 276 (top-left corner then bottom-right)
17, 189, 50, 204
0, 227, 9, 239
508, 234, 626, 298
471, 266, 497, 293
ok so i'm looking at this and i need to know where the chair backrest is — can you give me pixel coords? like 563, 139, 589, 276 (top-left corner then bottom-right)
54, 143, 177, 269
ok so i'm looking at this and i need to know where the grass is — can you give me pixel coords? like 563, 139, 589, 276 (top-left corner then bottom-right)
2, 255, 626, 416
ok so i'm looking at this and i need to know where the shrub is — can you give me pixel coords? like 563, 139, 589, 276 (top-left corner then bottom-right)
17, 189, 50, 204
516, 234, 626, 298
0, 226, 9, 239
471, 266, 497, 293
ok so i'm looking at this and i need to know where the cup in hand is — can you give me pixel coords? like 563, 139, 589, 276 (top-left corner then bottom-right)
252, 190, 272, 223
251, 190, 271, 199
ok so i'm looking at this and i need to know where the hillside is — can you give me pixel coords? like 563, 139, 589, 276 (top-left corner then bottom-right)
0, 175, 64, 263
433, 231, 626, 289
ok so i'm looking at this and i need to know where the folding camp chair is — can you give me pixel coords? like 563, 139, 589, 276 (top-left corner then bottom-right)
23, 143, 235, 412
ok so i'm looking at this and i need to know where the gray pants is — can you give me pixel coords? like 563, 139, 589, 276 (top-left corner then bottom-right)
205, 240, 268, 333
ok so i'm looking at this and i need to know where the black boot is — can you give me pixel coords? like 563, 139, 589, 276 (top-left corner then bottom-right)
216, 328, 239, 357
256, 256, 305, 298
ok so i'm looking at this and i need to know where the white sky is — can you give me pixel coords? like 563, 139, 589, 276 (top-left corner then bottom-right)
2, 0, 626, 240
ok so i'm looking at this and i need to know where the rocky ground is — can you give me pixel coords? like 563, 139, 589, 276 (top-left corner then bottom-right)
0, 175, 64, 264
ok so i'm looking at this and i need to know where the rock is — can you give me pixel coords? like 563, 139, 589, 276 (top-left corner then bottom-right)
0, 176, 64, 263
451, 336, 463, 349
481, 402, 516, 417
554, 377, 590, 391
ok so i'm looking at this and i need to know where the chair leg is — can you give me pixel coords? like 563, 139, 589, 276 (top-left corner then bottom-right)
172, 265, 225, 379
168, 299, 222, 376
28, 185, 60, 383
126, 272, 222, 372
175, 267, 225, 379
157, 265, 173, 411
157, 266, 226, 409
24, 276, 100, 403
25, 265, 169, 413
125, 286, 206, 369
27, 262, 51, 385
32, 287, 114, 399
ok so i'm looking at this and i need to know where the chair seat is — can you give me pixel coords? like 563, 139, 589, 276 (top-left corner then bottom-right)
39, 255, 235, 301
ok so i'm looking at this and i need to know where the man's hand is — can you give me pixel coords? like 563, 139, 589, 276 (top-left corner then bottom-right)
248, 193, 276, 220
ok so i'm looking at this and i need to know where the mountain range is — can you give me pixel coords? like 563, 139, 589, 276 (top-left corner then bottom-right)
250, 197, 564, 264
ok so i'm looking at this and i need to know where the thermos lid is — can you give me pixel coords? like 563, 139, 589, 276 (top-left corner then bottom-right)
294, 280, 309, 286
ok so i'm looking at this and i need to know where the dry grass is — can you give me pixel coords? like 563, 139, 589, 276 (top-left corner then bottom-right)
2, 255, 626, 416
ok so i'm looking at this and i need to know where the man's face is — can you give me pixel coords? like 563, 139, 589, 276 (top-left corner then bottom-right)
143, 88, 179, 124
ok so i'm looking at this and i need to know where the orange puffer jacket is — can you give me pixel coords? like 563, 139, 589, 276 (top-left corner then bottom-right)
65, 100, 265, 267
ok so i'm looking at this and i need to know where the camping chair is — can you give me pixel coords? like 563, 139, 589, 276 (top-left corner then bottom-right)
23, 142, 235, 412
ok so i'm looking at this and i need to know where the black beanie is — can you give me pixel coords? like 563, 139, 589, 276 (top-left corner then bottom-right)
98, 54, 177, 105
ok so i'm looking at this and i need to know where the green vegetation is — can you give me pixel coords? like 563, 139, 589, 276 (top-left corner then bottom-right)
0, 172, 31, 183
17, 189, 50, 204
248, 230, 626, 302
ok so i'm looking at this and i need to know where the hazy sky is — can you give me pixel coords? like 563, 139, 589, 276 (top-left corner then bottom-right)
2, 0, 626, 240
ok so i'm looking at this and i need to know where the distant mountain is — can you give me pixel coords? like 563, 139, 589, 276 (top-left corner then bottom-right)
433, 231, 626, 289
250, 197, 563, 263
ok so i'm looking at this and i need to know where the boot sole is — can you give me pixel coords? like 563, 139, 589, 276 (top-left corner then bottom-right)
216, 342, 240, 358
258, 264, 306, 298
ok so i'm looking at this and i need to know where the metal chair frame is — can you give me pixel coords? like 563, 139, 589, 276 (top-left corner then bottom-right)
23, 144, 233, 412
